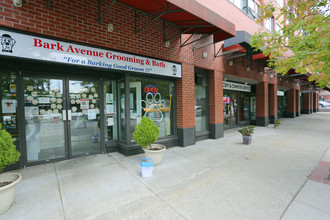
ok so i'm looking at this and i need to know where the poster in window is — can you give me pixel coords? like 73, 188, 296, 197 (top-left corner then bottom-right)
80, 99, 89, 110
87, 109, 96, 120
106, 93, 113, 103
2, 100, 17, 113
10, 84, 16, 93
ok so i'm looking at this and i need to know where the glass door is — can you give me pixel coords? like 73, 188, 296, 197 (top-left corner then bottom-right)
24, 77, 66, 163
230, 92, 239, 128
23, 76, 103, 163
67, 79, 101, 156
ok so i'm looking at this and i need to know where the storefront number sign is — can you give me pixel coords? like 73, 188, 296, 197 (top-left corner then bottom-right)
0, 29, 182, 78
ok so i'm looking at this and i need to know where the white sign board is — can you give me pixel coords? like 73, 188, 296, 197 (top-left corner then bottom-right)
0, 29, 182, 78
223, 81, 251, 92
277, 91, 285, 96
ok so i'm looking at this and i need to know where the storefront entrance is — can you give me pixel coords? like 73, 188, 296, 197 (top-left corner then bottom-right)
23, 75, 102, 163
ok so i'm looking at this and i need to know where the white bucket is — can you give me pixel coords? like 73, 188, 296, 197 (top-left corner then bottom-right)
141, 158, 153, 178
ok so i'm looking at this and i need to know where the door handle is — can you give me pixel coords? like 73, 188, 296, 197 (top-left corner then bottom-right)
68, 110, 72, 121
63, 110, 67, 121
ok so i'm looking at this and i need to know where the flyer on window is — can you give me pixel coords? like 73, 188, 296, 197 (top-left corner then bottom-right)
2, 100, 17, 113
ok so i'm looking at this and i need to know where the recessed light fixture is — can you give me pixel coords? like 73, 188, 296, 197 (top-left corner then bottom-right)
229, 60, 233, 66
247, 67, 250, 71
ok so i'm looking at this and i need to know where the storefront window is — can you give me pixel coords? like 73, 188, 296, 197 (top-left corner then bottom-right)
129, 78, 174, 141
119, 79, 126, 141
239, 92, 250, 124
277, 90, 287, 118
223, 92, 231, 130
1, 72, 18, 140
195, 73, 208, 132
104, 80, 117, 141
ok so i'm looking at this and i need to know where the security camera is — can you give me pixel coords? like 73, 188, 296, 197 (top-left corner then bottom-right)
13, 0, 23, 7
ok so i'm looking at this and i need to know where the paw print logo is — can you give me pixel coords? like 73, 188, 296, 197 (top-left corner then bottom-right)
141, 93, 166, 122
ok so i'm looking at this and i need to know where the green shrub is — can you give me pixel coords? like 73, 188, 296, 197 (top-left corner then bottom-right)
238, 125, 255, 136
133, 116, 160, 149
0, 124, 20, 173
274, 120, 281, 125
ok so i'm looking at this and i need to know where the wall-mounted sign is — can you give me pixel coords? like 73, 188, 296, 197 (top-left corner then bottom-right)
223, 81, 251, 92
277, 91, 285, 96
0, 29, 182, 78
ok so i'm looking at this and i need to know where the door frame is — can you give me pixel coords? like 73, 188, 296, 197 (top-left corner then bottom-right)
20, 71, 104, 166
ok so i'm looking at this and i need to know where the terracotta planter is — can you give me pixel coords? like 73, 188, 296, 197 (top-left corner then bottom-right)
0, 173, 21, 214
143, 144, 166, 166
242, 135, 252, 145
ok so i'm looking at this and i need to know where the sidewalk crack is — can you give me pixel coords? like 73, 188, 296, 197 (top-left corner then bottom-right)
54, 163, 67, 220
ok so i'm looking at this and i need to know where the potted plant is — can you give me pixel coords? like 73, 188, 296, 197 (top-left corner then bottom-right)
274, 120, 281, 128
0, 124, 21, 214
238, 125, 255, 145
133, 116, 165, 166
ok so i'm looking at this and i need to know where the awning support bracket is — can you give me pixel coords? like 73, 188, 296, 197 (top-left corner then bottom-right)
98, 0, 117, 24
135, 4, 175, 34
46, 0, 51, 9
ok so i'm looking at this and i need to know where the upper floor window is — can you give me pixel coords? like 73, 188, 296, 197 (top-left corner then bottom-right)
276, 0, 284, 8
229, 0, 243, 10
265, 17, 274, 32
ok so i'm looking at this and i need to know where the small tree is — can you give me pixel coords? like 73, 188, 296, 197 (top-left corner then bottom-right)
0, 124, 20, 173
238, 125, 255, 136
133, 116, 160, 150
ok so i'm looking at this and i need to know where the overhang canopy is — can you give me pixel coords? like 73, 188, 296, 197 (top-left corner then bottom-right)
117, 0, 236, 43
223, 31, 262, 56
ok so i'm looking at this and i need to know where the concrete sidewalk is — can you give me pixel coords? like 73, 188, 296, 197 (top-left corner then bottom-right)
2, 113, 330, 220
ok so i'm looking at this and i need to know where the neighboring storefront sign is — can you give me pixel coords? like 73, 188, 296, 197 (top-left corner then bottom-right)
0, 29, 182, 78
223, 81, 251, 92
277, 91, 285, 96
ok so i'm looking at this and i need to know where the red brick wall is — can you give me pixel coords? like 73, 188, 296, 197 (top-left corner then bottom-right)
269, 83, 277, 116
296, 89, 300, 113
0, 0, 228, 129
256, 82, 268, 117
287, 89, 296, 114
209, 70, 223, 124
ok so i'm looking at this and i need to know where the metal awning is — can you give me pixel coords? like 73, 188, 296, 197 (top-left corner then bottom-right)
101, 0, 235, 44
223, 31, 262, 56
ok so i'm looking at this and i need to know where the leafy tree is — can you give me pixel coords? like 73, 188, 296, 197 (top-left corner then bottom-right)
250, 0, 330, 88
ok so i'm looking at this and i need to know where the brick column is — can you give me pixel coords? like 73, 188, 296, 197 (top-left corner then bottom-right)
208, 70, 223, 139
310, 92, 314, 113
303, 93, 311, 114
296, 90, 300, 116
269, 84, 277, 123
313, 93, 318, 112
287, 89, 296, 118
176, 63, 195, 146
256, 82, 269, 126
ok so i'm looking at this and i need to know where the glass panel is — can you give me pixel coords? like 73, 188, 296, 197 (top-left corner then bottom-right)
69, 80, 101, 155
195, 74, 208, 132
104, 80, 117, 141
223, 92, 231, 130
119, 79, 126, 141
239, 92, 250, 124
129, 78, 174, 141
1, 72, 18, 140
230, 93, 238, 127
250, 94, 256, 122
24, 77, 65, 162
